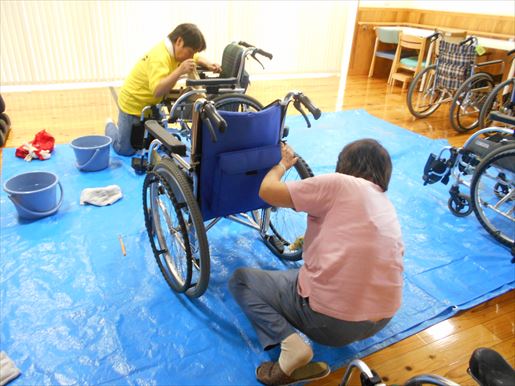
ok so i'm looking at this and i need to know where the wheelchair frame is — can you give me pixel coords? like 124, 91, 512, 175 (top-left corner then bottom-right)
423, 112, 514, 252
140, 90, 321, 297
407, 35, 505, 133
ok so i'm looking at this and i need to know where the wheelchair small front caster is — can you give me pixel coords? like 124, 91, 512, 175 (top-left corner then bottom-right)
448, 195, 472, 217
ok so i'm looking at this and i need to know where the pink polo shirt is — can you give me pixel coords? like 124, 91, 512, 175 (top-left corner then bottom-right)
286, 173, 404, 322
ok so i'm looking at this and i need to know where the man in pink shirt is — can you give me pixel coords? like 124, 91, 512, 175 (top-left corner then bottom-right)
229, 139, 404, 386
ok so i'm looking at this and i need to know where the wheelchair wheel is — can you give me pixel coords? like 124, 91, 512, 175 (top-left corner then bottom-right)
212, 93, 263, 112
407, 65, 444, 119
450, 73, 495, 132
447, 195, 473, 217
257, 156, 314, 261
470, 143, 515, 247
143, 158, 210, 298
478, 78, 515, 129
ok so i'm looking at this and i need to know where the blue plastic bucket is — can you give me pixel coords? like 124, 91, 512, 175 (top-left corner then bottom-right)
70, 135, 112, 172
3, 171, 63, 220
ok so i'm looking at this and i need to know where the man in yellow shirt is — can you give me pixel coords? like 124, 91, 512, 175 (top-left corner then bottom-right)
106, 23, 221, 155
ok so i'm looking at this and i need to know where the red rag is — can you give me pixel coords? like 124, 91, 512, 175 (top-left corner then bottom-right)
15, 130, 55, 160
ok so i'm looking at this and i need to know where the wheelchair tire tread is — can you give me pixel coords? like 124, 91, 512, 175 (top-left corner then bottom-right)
143, 159, 210, 298
143, 170, 193, 293
263, 155, 313, 262
154, 158, 210, 298
407, 65, 444, 119
478, 78, 515, 130
470, 143, 515, 248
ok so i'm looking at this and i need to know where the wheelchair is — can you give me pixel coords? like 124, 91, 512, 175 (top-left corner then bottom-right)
423, 111, 514, 253
129, 41, 273, 159
338, 347, 515, 386
139, 87, 321, 298
407, 35, 504, 133
166, 40, 272, 116
477, 48, 515, 130
469, 111, 515, 251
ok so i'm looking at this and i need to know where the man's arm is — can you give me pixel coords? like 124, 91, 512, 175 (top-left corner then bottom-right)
259, 143, 297, 209
153, 59, 196, 98
196, 56, 222, 73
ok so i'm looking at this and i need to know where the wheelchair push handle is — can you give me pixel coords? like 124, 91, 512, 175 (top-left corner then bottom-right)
298, 94, 322, 120
238, 41, 273, 60
460, 36, 477, 46
428, 31, 441, 42
292, 92, 322, 128
201, 101, 227, 141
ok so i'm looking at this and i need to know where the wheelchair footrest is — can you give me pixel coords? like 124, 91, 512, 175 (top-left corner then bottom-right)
131, 157, 148, 174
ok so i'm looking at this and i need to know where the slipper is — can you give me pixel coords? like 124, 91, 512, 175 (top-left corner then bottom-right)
256, 361, 330, 386
291, 361, 330, 382
0, 351, 21, 385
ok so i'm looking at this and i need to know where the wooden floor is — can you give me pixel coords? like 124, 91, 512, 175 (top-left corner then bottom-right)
1, 75, 513, 385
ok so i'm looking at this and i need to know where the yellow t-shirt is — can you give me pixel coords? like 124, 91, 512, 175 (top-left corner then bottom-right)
118, 41, 178, 116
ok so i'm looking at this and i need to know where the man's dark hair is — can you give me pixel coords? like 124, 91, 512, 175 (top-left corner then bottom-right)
168, 23, 206, 52
336, 138, 392, 191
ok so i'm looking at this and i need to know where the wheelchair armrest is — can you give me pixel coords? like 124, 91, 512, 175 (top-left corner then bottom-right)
489, 111, 515, 126
144, 120, 187, 156
186, 77, 238, 87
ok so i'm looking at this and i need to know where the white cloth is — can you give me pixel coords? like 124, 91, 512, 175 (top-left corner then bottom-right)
20, 143, 51, 161
80, 185, 122, 206
0, 351, 21, 386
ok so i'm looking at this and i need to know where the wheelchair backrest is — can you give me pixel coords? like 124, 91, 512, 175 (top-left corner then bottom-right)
198, 103, 283, 221
436, 40, 476, 90
220, 43, 249, 89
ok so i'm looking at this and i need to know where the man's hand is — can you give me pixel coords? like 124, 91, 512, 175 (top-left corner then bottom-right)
208, 63, 222, 73
280, 142, 298, 170
178, 59, 197, 75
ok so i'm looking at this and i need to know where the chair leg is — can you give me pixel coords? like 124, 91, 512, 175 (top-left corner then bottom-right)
368, 38, 379, 78
387, 62, 396, 85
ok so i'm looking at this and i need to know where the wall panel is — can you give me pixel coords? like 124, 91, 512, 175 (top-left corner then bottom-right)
0, 1, 356, 88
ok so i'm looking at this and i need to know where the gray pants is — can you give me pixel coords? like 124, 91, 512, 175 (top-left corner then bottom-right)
105, 110, 140, 156
228, 268, 391, 350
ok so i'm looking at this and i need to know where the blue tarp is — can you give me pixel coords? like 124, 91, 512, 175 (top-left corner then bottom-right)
1, 109, 513, 385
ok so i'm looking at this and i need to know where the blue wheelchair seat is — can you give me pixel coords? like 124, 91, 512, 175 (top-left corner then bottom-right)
199, 103, 283, 220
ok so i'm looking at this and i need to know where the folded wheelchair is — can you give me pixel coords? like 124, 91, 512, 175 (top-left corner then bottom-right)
423, 111, 514, 252
140, 87, 321, 297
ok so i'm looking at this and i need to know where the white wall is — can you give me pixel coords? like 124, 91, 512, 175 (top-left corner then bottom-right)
0, 1, 358, 89
359, 0, 515, 16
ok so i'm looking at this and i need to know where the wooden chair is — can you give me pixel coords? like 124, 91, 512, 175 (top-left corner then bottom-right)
389, 33, 428, 90
368, 27, 401, 78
